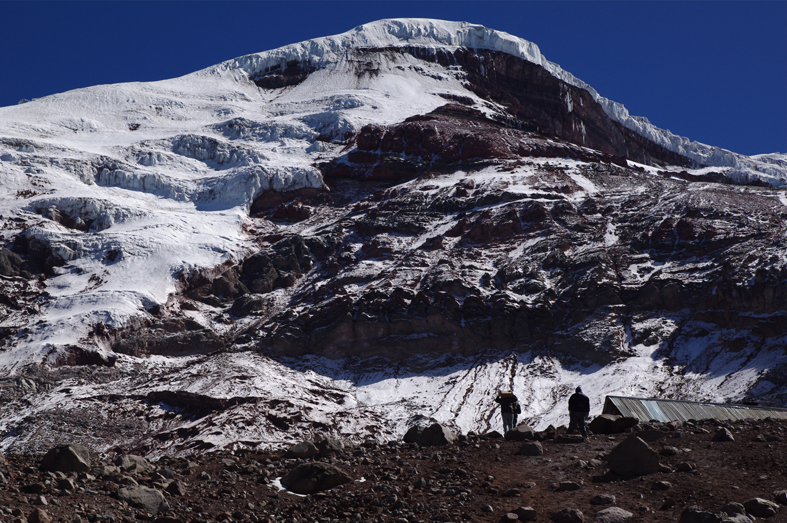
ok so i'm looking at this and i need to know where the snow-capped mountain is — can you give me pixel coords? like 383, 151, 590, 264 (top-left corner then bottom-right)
1, 19, 786, 456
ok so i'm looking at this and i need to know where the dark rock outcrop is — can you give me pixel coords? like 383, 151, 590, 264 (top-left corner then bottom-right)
280, 462, 352, 494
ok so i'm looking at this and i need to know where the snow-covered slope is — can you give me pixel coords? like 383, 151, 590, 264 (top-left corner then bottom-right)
1, 18, 786, 456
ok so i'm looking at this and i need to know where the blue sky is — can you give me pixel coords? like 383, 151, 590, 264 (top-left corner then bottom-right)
1, 1, 785, 156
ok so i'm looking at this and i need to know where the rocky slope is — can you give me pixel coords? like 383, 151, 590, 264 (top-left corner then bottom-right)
0, 19, 786, 456
0, 418, 785, 523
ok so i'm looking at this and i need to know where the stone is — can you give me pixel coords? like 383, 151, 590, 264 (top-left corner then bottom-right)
505, 424, 536, 441
651, 481, 672, 491
720, 515, 753, 523
712, 428, 735, 442
679, 506, 721, 523
482, 505, 494, 513
611, 417, 639, 433
606, 436, 661, 476
56, 478, 76, 491
551, 507, 584, 523
280, 462, 351, 495
661, 446, 680, 456
516, 441, 543, 456
595, 507, 633, 523
742, 498, 779, 518
590, 494, 616, 506
513, 507, 537, 521
39, 444, 91, 473
27, 508, 52, 523
317, 437, 345, 457
499, 514, 519, 522
114, 455, 153, 474
284, 441, 319, 459
403, 423, 458, 447
557, 481, 581, 491
116, 486, 170, 513
166, 480, 186, 496
588, 414, 620, 435
774, 490, 787, 505
637, 430, 666, 442
719, 503, 745, 516
676, 461, 696, 472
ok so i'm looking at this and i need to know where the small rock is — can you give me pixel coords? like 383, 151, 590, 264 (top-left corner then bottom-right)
676, 461, 696, 472
555, 434, 585, 444
743, 497, 779, 518
280, 462, 351, 495
513, 507, 537, 521
503, 488, 521, 497
114, 455, 153, 474
661, 446, 680, 456
166, 480, 186, 496
505, 424, 536, 441
712, 428, 735, 442
35, 495, 48, 506
27, 508, 52, 523
557, 481, 581, 492
719, 503, 745, 516
551, 507, 584, 523
660, 498, 677, 510
482, 505, 494, 513
499, 514, 519, 522
721, 515, 753, 523
116, 486, 170, 513
595, 507, 633, 523
590, 494, 616, 506
774, 490, 787, 505
679, 505, 720, 523
651, 481, 672, 491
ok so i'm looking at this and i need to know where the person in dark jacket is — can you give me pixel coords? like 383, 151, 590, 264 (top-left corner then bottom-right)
566, 386, 590, 438
494, 391, 520, 434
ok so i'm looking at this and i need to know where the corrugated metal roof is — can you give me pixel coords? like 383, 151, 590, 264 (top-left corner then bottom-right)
602, 396, 787, 423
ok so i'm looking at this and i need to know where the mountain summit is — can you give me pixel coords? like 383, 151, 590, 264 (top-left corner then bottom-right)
1, 19, 786, 455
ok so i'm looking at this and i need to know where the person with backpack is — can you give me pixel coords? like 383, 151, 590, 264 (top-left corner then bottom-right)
494, 390, 521, 434
566, 386, 590, 438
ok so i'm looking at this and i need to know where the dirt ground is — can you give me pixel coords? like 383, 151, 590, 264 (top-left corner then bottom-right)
1, 417, 785, 523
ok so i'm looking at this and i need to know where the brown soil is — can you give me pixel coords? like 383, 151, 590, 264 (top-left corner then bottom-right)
1, 418, 785, 523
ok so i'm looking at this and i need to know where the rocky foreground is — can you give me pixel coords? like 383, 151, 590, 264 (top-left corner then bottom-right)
0, 417, 785, 523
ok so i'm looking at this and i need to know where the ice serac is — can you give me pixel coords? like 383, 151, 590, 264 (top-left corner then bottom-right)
1, 18, 787, 457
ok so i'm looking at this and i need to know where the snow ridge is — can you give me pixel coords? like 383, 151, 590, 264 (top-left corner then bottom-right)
213, 18, 786, 186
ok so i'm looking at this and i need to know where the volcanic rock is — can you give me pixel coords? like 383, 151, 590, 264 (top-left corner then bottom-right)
39, 445, 91, 473
116, 486, 169, 513
606, 436, 661, 477
742, 498, 779, 518
595, 507, 633, 523
279, 462, 351, 494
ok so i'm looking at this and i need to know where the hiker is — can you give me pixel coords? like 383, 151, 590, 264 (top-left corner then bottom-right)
566, 386, 590, 438
494, 390, 521, 434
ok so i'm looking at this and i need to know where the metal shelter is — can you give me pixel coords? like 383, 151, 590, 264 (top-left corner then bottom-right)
602, 395, 787, 423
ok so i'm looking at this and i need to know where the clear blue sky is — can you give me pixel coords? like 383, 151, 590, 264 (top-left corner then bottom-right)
1, 1, 785, 156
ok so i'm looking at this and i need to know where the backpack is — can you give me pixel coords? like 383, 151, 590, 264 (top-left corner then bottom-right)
514, 401, 522, 414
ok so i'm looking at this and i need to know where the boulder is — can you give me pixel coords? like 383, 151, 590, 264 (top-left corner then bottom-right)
114, 455, 153, 474
280, 462, 351, 495
774, 490, 787, 505
679, 506, 721, 523
505, 424, 536, 441
551, 507, 584, 523
403, 423, 457, 447
317, 437, 345, 457
719, 503, 746, 516
588, 414, 620, 435
284, 441, 319, 459
513, 506, 537, 521
720, 515, 753, 523
607, 436, 661, 476
611, 417, 639, 433
516, 441, 544, 456
116, 486, 170, 513
712, 428, 735, 442
595, 507, 633, 523
39, 444, 91, 473
743, 498, 779, 518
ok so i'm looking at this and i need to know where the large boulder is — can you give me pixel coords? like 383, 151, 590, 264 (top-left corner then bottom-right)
39, 444, 91, 473
280, 462, 351, 494
606, 436, 661, 476
284, 441, 319, 459
116, 486, 170, 513
403, 423, 458, 447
